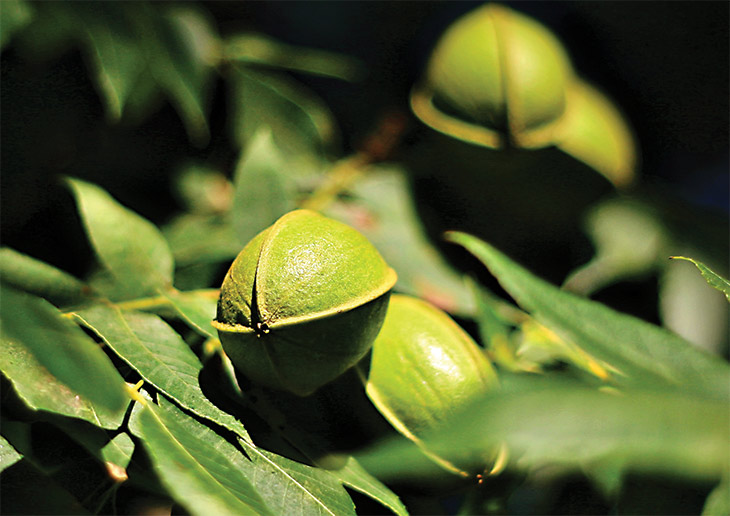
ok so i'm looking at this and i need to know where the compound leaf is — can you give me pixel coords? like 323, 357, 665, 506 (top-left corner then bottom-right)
73, 304, 250, 441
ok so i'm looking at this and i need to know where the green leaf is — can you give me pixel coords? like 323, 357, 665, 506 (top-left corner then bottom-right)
670, 256, 730, 302
101, 432, 135, 482
326, 166, 474, 315
0, 247, 88, 306
72, 3, 149, 122
446, 232, 730, 400
12, 2, 159, 123
164, 288, 218, 339
661, 251, 729, 354
10, 1, 76, 61
703, 476, 730, 516
224, 32, 364, 82
173, 162, 233, 215
0, 435, 23, 473
237, 439, 357, 516
229, 67, 336, 170
0, 286, 129, 427
164, 213, 240, 266
470, 280, 525, 372
73, 304, 250, 441
332, 457, 409, 516
231, 129, 296, 245
67, 178, 174, 299
358, 376, 730, 485
134, 3, 217, 146
43, 417, 134, 482
129, 398, 271, 516
0, 459, 90, 515
563, 197, 667, 295
0, 0, 33, 50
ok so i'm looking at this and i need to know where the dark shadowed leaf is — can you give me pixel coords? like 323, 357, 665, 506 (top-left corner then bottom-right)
229, 67, 335, 173
131, 3, 217, 146
0, 286, 129, 427
67, 178, 174, 299
72, 3, 148, 122
0, 0, 33, 50
74, 304, 250, 441
129, 398, 271, 516
0, 247, 88, 306
164, 213, 240, 266
326, 166, 474, 315
703, 476, 730, 516
231, 130, 296, 246
45, 417, 134, 483
10, 0, 75, 60
173, 162, 233, 215
447, 232, 730, 400
0, 459, 90, 515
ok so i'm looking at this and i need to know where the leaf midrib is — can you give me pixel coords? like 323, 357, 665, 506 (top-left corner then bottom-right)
141, 403, 265, 516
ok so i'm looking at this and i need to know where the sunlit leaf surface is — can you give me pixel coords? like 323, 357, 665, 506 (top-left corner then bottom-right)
68, 178, 174, 299
0, 286, 129, 427
130, 399, 271, 516
237, 439, 357, 516
0, 435, 23, 474
101, 432, 135, 481
0, 247, 87, 306
447, 232, 730, 400
164, 288, 219, 339
74, 305, 250, 441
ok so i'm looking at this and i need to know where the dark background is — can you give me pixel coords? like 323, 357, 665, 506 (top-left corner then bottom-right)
2, 0, 728, 279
